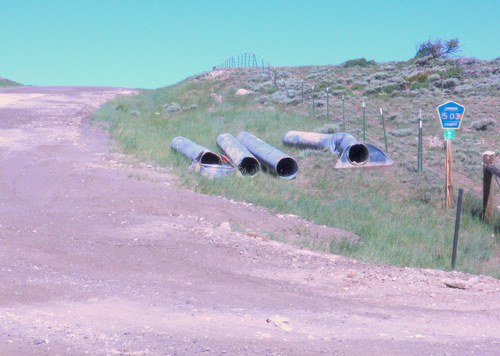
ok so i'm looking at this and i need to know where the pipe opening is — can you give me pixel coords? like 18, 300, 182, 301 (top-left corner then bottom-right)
200, 152, 222, 165
239, 157, 260, 175
276, 157, 299, 179
347, 144, 369, 165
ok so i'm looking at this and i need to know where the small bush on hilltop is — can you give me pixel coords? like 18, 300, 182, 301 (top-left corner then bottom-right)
415, 38, 461, 59
342, 58, 375, 68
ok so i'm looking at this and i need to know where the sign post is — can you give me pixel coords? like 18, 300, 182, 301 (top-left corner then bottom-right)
445, 139, 453, 208
437, 101, 465, 209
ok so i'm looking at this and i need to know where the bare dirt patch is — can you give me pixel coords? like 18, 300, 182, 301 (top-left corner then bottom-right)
0, 86, 499, 355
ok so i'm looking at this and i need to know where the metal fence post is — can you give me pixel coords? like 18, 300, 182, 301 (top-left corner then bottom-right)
362, 102, 366, 141
418, 109, 423, 172
326, 88, 330, 120
312, 86, 315, 114
380, 108, 388, 152
451, 188, 464, 269
301, 80, 304, 106
342, 95, 345, 131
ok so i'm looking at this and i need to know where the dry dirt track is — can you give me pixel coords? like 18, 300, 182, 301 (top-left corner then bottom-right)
0, 86, 499, 355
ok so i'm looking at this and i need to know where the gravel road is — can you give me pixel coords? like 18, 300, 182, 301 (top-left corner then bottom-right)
0, 86, 499, 355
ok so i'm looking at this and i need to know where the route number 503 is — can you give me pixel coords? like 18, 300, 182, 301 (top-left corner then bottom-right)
437, 101, 465, 129
441, 113, 461, 120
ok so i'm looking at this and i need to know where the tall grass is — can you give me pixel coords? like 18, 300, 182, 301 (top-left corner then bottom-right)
92, 74, 499, 278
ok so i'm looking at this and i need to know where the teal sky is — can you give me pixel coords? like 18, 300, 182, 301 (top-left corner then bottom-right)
1, 0, 498, 89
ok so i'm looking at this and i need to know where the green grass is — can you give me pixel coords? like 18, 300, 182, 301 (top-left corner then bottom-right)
92, 66, 500, 278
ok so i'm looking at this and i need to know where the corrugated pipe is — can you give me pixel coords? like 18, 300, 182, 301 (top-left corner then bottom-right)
216, 133, 260, 176
170, 136, 222, 165
236, 131, 299, 179
282, 131, 393, 169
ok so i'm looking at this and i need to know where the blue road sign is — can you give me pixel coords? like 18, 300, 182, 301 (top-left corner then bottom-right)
437, 101, 465, 130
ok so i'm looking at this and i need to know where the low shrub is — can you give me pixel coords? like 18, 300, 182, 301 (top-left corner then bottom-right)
351, 83, 367, 91
370, 72, 389, 80
470, 118, 495, 131
342, 58, 376, 68
363, 86, 382, 95
442, 67, 464, 79
415, 55, 433, 66
390, 128, 414, 137
405, 71, 431, 83
410, 82, 430, 90
454, 84, 474, 94
315, 123, 342, 134
382, 83, 396, 94
427, 73, 441, 83
269, 91, 299, 105
266, 86, 278, 95
442, 78, 460, 89
163, 102, 182, 112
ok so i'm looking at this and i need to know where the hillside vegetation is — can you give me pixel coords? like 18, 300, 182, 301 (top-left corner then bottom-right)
0, 77, 22, 88
93, 56, 500, 277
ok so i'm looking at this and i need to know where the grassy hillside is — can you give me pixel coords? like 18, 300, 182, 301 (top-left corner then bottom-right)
0, 77, 22, 88
93, 56, 500, 277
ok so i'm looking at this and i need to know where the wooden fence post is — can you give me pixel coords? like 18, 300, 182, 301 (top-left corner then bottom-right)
483, 151, 496, 220
445, 139, 453, 209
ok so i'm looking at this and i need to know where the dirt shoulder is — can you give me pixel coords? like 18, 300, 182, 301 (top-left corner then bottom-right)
0, 86, 499, 355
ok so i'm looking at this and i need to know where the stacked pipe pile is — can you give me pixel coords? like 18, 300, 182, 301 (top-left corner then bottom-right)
171, 133, 299, 179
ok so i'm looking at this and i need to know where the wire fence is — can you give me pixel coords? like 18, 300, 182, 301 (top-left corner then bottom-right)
211, 58, 498, 211
302, 88, 495, 208
215, 51, 272, 72
345, 101, 488, 201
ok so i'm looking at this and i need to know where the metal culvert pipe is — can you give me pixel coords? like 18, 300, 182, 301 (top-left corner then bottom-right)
170, 136, 222, 165
330, 133, 369, 165
236, 131, 299, 179
347, 144, 369, 165
216, 133, 260, 176
283, 130, 392, 168
283, 131, 369, 165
